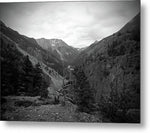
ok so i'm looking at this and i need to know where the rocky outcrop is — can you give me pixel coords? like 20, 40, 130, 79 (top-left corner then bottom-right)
36, 38, 79, 64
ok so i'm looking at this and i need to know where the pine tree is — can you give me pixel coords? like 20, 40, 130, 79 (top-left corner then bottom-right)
33, 62, 49, 98
22, 55, 34, 95
33, 63, 43, 96
73, 66, 95, 113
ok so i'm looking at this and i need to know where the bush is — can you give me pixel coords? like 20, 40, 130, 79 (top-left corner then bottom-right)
14, 100, 33, 107
126, 109, 140, 123
53, 96, 60, 104
1, 97, 7, 105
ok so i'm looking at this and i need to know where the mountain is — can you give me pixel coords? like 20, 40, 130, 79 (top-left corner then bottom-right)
73, 13, 140, 121
76, 46, 88, 52
75, 13, 140, 62
0, 30, 50, 97
0, 21, 63, 75
36, 38, 79, 64
0, 21, 65, 97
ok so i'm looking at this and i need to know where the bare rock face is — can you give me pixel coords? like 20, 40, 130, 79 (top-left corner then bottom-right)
36, 38, 79, 64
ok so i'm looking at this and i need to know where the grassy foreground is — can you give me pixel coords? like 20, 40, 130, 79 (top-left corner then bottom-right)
1, 96, 102, 122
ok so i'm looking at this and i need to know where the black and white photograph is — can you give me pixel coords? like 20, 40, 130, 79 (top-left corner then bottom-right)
0, 0, 140, 123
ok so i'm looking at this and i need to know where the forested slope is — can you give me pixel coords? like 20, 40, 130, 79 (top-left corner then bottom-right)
73, 13, 140, 122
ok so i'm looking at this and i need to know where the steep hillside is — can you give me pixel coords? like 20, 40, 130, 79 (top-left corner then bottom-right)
0, 21, 63, 75
36, 38, 79, 64
0, 31, 50, 97
73, 13, 140, 122
0, 21, 64, 96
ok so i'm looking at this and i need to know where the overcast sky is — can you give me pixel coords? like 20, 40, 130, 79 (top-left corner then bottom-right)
0, 1, 140, 48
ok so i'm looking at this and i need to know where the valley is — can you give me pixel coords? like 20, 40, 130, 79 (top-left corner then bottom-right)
0, 13, 140, 123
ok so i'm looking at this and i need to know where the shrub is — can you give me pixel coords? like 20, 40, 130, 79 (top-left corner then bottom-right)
14, 100, 33, 107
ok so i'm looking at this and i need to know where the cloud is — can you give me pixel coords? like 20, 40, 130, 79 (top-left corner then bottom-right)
0, 1, 140, 48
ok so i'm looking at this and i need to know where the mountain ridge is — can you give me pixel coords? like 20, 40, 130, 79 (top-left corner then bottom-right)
0, 20, 64, 75
73, 13, 140, 111
36, 38, 79, 64
0, 20, 65, 96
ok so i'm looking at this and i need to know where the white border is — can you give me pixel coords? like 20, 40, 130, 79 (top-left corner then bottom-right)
0, 0, 150, 133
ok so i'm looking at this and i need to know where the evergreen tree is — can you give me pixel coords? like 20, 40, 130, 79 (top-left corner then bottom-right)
33, 62, 49, 98
22, 55, 34, 94
33, 63, 43, 96
1, 39, 49, 97
73, 66, 95, 113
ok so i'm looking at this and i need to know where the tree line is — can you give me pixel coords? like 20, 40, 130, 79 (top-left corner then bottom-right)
1, 38, 49, 97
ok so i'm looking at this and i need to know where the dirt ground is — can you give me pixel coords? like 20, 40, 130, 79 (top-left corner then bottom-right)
1, 96, 102, 122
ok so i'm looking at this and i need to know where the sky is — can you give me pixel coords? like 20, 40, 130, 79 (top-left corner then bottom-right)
0, 1, 140, 48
